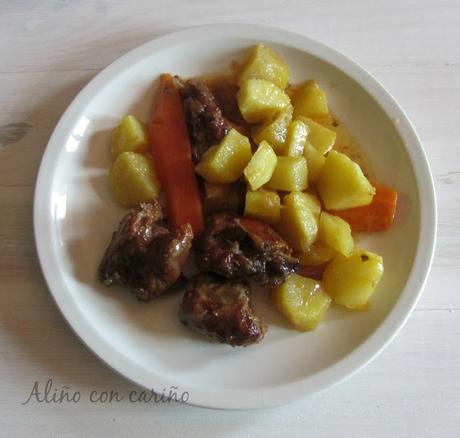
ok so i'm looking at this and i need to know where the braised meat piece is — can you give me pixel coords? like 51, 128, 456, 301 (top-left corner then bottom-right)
197, 213, 299, 285
179, 274, 266, 346
98, 201, 193, 302
176, 77, 230, 162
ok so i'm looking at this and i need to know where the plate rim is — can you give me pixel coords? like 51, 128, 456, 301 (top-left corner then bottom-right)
33, 23, 437, 409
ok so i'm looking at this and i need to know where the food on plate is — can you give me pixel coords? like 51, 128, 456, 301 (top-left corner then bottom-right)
243, 140, 278, 190
149, 74, 204, 235
195, 128, 252, 183
322, 249, 384, 309
197, 213, 299, 286
109, 152, 161, 206
244, 189, 281, 225
317, 150, 375, 210
237, 78, 291, 123
272, 274, 331, 331
265, 155, 308, 191
98, 44, 397, 345
111, 115, 149, 159
277, 192, 321, 252
179, 274, 266, 346
317, 212, 354, 256
238, 44, 289, 89
292, 80, 329, 118
98, 201, 193, 302
252, 105, 293, 153
298, 116, 336, 155
177, 78, 230, 162
331, 183, 398, 231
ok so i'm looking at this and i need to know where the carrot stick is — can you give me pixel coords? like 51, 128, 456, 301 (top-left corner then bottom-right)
331, 183, 398, 232
149, 74, 204, 235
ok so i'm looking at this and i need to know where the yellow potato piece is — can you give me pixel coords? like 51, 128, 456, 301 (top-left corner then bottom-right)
272, 274, 331, 331
298, 116, 336, 155
109, 152, 161, 206
318, 212, 354, 256
238, 79, 291, 123
323, 249, 384, 310
244, 189, 281, 225
111, 115, 149, 160
292, 80, 329, 118
284, 119, 308, 157
317, 150, 375, 210
297, 241, 336, 267
266, 156, 308, 192
304, 143, 326, 184
195, 129, 252, 183
244, 141, 278, 190
238, 44, 289, 89
252, 106, 293, 154
277, 192, 320, 252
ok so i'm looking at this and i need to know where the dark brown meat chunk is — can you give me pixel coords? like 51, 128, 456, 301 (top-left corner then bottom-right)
179, 274, 266, 346
98, 201, 193, 302
197, 213, 299, 286
176, 77, 230, 162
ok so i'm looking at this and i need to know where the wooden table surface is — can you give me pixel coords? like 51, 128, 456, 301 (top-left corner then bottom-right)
1, 0, 459, 436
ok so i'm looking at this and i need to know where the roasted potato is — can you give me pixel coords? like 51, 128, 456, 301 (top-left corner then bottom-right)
322, 249, 384, 309
244, 141, 278, 190
109, 152, 161, 206
195, 128, 252, 183
278, 192, 321, 252
292, 80, 329, 118
266, 156, 308, 192
318, 212, 354, 256
297, 241, 336, 267
284, 119, 308, 157
111, 115, 149, 159
238, 79, 291, 123
272, 274, 331, 331
252, 106, 293, 154
244, 189, 281, 225
298, 116, 336, 155
238, 44, 289, 89
317, 151, 375, 210
303, 143, 326, 184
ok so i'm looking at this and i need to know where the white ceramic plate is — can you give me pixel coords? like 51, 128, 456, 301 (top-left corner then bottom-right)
34, 24, 436, 409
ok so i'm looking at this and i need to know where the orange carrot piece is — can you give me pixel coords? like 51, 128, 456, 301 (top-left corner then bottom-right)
331, 183, 398, 232
149, 74, 204, 235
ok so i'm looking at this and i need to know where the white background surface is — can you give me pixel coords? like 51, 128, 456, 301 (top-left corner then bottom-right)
0, 0, 458, 436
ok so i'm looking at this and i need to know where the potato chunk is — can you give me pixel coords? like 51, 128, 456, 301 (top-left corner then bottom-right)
298, 116, 336, 155
244, 141, 277, 190
111, 115, 149, 160
238, 79, 291, 123
252, 106, 293, 154
278, 192, 320, 252
317, 151, 375, 210
323, 249, 384, 309
109, 152, 161, 206
244, 189, 281, 225
272, 274, 331, 331
318, 212, 354, 256
238, 44, 289, 89
304, 143, 326, 184
284, 119, 308, 156
297, 241, 336, 266
292, 80, 329, 118
195, 129, 252, 183
266, 156, 308, 191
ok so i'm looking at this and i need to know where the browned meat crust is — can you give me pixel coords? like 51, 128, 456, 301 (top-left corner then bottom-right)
176, 77, 230, 162
98, 201, 193, 301
179, 274, 266, 346
196, 213, 299, 286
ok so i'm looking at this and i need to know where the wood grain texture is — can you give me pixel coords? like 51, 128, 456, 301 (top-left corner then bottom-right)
1, 0, 459, 436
